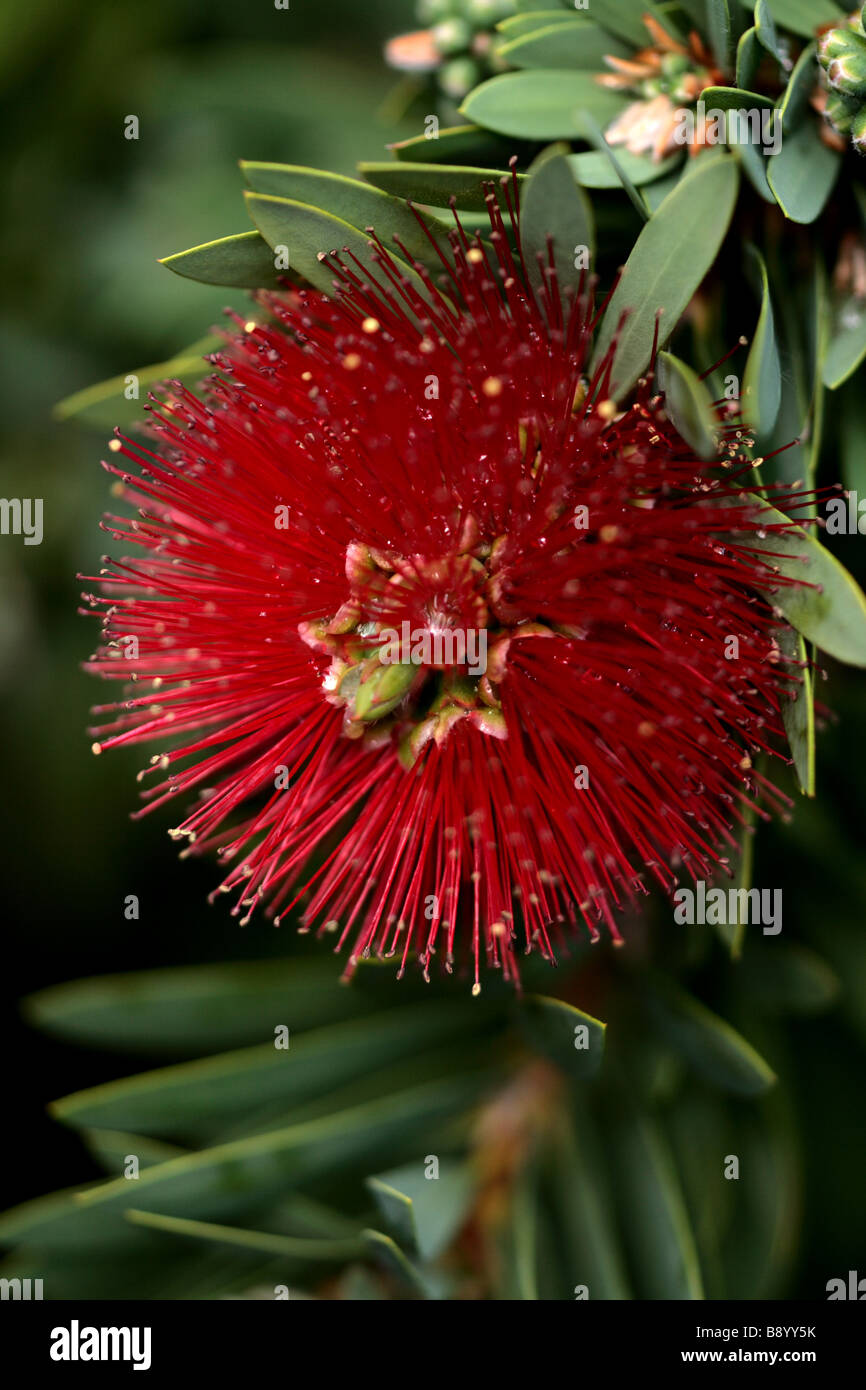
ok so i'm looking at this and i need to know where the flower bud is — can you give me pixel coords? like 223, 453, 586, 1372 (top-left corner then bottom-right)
819, 30, 866, 98
432, 18, 472, 56
852, 102, 866, 156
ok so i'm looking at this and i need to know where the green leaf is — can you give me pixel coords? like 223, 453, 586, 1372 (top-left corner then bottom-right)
125, 1209, 365, 1262
38, 1069, 498, 1239
739, 942, 839, 1014
776, 42, 819, 135
707, 0, 734, 73
719, 1101, 801, 1298
578, 115, 652, 222
568, 149, 681, 188
607, 1103, 704, 1299
778, 625, 816, 795
591, 155, 739, 397
83, 1130, 187, 1175
742, 247, 781, 444
461, 71, 628, 141
367, 1160, 475, 1261
389, 124, 519, 166
362, 1229, 436, 1298
735, 27, 762, 89
589, 0, 659, 45
519, 993, 606, 1078
840, 379, 866, 492
48, 1001, 502, 1137
762, 0, 843, 39
243, 194, 435, 304
159, 231, 284, 289
359, 160, 521, 211
735, 139, 775, 202
767, 119, 841, 225
700, 84, 776, 113
737, 495, 866, 666
642, 977, 777, 1095
549, 1106, 631, 1298
498, 11, 577, 37
520, 147, 595, 303
723, 791, 759, 958
754, 0, 784, 65
22, 957, 381, 1056
823, 295, 866, 390
53, 336, 221, 428
497, 20, 629, 69
656, 351, 718, 459
240, 163, 453, 270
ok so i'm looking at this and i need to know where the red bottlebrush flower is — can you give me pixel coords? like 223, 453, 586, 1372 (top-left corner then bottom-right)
83, 193, 810, 989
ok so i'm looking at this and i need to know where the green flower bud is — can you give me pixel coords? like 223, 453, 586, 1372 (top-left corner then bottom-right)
819, 30, 866, 98
438, 55, 481, 98
355, 660, 417, 722
660, 52, 690, 79
432, 17, 472, 56
418, 0, 458, 24
852, 102, 866, 155
465, 0, 500, 24
824, 90, 857, 136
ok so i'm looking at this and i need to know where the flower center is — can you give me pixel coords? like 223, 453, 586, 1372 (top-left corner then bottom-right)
299, 528, 551, 765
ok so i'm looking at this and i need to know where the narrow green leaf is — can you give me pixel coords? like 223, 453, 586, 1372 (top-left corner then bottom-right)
363, 1229, 436, 1298
607, 1103, 704, 1299
367, 1160, 475, 1261
743, 246, 781, 443
243, 194, 434, 303
83, 1130, 187, 1175
549, 1107, 631, 1299
53, 336, 221, 428
642, 977, 777, 1095
719, 1101, 801, 1298
497, 20, 629, 69
707, 0, 734, 74
762, 0, 843, 38
700, 84, 775, 113
736, 495, 866, 666
579, 115, 652, 222
768, 119, 841, 225
48, 1001, 501, 1137
823, 295, 866, 389
840, 379, 866, 493
754, 0, 784, 65
739, 941, 839, 1014
656, 351, 718, 459
390, 124, 519, 166
126, 1209, 365, 1261
589, 0, 659, 45
735, 27, 761, 89
240, 162, 453, 269
591, 155, 739, 396
776, 42, 819, 134
521, 147, 595, 302
359, 160, 521, 211
568, 149, 681, 189
498, 11, 577, 38
777, 625, 816, 795
61, 1070, 498, 1233
159, 231, 284, 289
519, 994, 606, 1078
461, 71, 627, 141
23, 957, 380, 1055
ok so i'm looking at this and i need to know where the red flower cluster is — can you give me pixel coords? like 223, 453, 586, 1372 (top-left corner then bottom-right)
83, 199, 807, 988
